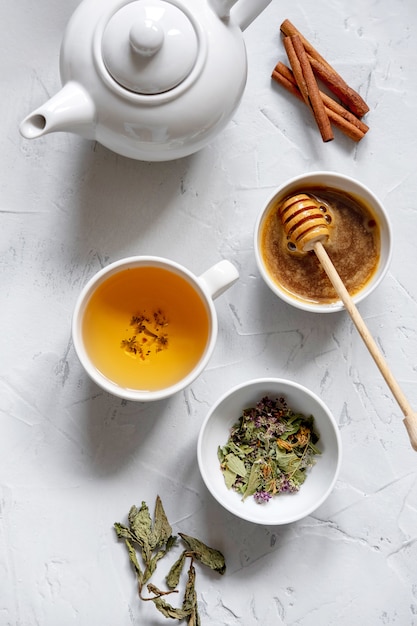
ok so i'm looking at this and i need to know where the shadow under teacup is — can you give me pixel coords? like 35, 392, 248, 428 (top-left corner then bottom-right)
254, 171, 392, 313
72, 256, 239, 401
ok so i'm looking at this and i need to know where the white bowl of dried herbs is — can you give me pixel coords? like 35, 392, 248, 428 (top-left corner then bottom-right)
197, 378, 342, 525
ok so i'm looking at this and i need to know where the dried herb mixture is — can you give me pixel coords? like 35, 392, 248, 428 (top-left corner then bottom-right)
218, 395, 321, 503
120, 310, 169, 359
114, 496, 225, 624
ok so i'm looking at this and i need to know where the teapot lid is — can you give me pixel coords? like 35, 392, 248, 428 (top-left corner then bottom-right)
102, 0, 199, 95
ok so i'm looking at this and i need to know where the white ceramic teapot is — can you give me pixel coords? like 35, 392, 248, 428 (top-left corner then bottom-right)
19, 0, 271, 161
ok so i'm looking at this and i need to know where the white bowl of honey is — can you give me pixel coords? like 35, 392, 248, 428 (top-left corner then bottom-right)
254, 171, 392, 313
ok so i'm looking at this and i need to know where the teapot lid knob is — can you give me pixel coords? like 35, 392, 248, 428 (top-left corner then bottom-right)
129, 20, 165, 57
102, 0, 199, 95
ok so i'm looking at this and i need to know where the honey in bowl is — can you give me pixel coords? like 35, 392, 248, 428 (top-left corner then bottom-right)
260, 185, 381, 304
82, 266, 210, 391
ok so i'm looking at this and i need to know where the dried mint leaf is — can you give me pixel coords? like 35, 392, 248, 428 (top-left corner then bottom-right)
182, 562, 197, 610
114, 496, 226, 622
151, 597, 191, 620
128, 501, 153, 562
179, 533, 226, 575
187, 606, 201, 626
183, 563, 200, 626
145, 535, 177, 584
224, 452, 247, 477
125, 538, 143, 583
150, 494, 173, 550
242, 460, 262, 500
275, 448, 301, 473
114, 522, 135, 542
222, 466, 237, 490
166, 551, 187, 589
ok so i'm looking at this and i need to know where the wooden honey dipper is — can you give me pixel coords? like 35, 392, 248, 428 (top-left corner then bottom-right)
279, 193, 417, 451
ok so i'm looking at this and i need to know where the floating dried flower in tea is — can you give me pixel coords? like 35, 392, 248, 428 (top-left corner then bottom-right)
120, 310, 169, 359
218, 396, 321, 503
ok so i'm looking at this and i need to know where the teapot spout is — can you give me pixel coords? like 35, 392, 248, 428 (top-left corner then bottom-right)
19, 81, 95, 140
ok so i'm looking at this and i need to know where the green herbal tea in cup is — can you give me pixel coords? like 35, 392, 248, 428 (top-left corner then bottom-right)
72, 256, 239, 401
82, 265, 210, 391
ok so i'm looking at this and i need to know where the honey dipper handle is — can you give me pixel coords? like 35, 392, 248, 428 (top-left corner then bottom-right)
314, 241, 417, 451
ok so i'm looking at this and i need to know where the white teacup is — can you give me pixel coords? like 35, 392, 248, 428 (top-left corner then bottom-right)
72, 256, 239, 401
254, 171, 392, 313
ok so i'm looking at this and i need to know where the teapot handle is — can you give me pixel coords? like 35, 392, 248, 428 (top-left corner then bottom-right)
209, 0, 239, 20
230, 0, 272, 31
210, 0, 271, 30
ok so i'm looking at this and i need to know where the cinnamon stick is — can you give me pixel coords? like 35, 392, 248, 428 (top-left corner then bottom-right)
280, 19, 334, 72
272, 62, 369, 142
308, 56, 370, 118
280, 19, 369, 118
276, 62, 369, 135
283, 35, 309, 103
284, 35, 333, 143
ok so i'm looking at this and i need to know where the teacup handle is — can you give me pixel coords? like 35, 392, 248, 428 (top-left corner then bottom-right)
198, 260, 239, 300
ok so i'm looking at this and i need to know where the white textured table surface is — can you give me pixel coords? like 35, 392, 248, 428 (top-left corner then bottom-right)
2, 1, 417, 624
